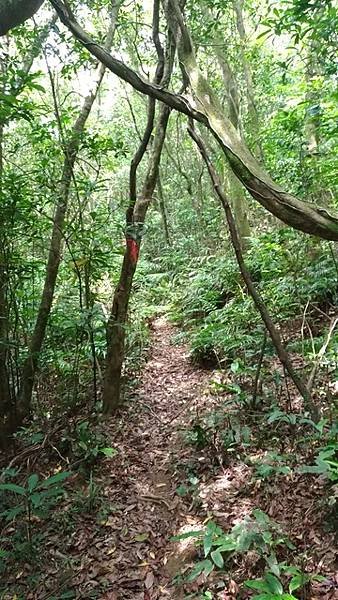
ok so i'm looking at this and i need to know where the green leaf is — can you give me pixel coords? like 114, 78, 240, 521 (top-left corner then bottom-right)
30, 492, 43, 507
216, 539, 237, 552
171, 529, 203, 541
41, 471, 71, 488
289, 574, 306, 592
187, 559, 213, 582
176, 484, 189, 496
265, 573, 283, 594
251, 596, 297, 600
0, 483, 26, 495
211, 549, 224, 568
245, 579, 271, 592
256, 29, 272, 40
0, 505, 25, 520
100, 447, 117, 457
28, 473, 39, 492
204, 532, 213, 557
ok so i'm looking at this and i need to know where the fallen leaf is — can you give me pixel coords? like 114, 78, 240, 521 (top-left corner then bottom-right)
145, 571, 155, 590
134, 533, 149, 542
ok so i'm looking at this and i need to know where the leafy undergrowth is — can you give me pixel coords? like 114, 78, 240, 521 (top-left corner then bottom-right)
0, 318, 337, 599
169, 229, 338, 371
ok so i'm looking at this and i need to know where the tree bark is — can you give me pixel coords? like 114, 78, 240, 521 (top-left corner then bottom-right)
157, 173, 171, 246
0, 120, 11, 443
48, 0, 338, 241
15, 3, 121, 425
233, 0, 264, 162
215, 46, 251, 247
0, 0, 45, 35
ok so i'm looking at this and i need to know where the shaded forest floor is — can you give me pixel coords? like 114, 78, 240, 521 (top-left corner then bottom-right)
2, 318, 337, 599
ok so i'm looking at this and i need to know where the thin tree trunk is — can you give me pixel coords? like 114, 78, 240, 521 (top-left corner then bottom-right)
157, 173, 171, 245
103, 105, 171, 414
0, 121, 11, 441
189, 123, 317, 418
16, 3, 121, 424
102, 6, 175, 413
233, 0, 263, 163
0, 21, 57, 442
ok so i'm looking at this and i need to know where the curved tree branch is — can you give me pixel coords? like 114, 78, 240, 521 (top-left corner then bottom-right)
46, 0, 338, 241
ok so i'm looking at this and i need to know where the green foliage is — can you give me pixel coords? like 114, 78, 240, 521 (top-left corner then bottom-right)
0, 469, 71, 573
299, 443, 338, 481
254, 452, 292, 480
171, 230, 337, 368
0, 470, 71, 523
245, 565, 325, 599
172, 510, 294, 582
184, 409, 251, 457
67, 420, 117, 467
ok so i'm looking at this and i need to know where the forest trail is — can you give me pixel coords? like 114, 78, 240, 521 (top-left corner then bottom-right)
66, 316, 337, 600
82, 317, 211, 600
69, 316, 336, 600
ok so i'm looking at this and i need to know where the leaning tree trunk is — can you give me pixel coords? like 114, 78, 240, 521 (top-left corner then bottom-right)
189, 123, 317, 418
16, 3, 121, 425
49, 0, 338, 241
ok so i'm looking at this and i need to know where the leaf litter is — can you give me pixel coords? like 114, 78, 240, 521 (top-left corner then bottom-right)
1, 317, 337, 599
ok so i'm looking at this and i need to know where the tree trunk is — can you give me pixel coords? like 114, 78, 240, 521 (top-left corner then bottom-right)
233, 0, 264, 163
102, 106, 171, 414
0, 120, 11, 444
16, 3, 121, 424
189, 124, 317, 418
0, 0, 45, 35
215, 47, 251, 248
157, 173, 171, 246
103, 1, 174, 414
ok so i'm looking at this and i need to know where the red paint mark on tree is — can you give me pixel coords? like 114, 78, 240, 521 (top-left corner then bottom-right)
127, 238, 139, 264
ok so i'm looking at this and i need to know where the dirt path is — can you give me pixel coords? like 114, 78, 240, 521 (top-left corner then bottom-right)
68, 317, 336, 600
82, 317, 211, 600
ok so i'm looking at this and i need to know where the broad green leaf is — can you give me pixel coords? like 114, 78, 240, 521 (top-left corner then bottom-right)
171, 529, 203, 541
100, 447, 118, 457
187, 559, 213, 582
216, 540, 237, 552
28, 474, 39, 492
289, 574, 306, 592
0, 483, 26, 495
41, 471, 72, 488
245, 579, 271, 592
30, 492, 43, 507
211, 549, 224, 568
265, 573, 283, 594
203, 532, 213, 557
